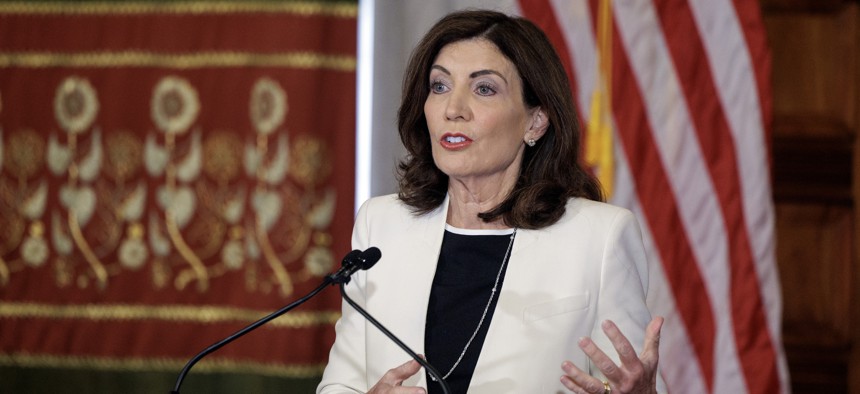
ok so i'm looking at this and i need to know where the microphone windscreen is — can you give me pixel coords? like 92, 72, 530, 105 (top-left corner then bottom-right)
358, 247, 382, 269
341, 249, 361, 267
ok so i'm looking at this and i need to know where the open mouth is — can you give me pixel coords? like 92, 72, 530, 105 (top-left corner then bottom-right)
440, 133, 472, 150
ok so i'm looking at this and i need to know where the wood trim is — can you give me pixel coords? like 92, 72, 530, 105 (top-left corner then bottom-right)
762, 0, 854, 14
772, 116, 854, 204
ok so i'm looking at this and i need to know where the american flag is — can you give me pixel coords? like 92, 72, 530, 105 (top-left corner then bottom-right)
374, 0, 790, 392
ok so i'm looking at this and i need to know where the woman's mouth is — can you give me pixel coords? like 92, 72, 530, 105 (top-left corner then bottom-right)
440, 133, 472, 150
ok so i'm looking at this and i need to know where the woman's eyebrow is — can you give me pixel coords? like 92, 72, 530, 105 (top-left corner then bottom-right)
430, 65, 508, 84
470, 69, 507, 83
430, 65, 450, 75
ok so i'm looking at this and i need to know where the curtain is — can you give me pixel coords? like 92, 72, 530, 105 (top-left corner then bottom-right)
0, 1, 357, 392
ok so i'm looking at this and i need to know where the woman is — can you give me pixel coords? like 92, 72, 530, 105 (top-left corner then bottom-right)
319, 9, 664, 394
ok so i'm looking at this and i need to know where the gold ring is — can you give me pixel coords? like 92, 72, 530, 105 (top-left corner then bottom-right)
602, 380, 611, 394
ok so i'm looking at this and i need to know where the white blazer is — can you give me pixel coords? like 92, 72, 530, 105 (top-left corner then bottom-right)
318, 194, 663, 393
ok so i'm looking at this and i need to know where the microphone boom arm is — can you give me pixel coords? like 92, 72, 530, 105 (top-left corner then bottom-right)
339, 283, 452, 394
170, 278, 332, 393
170, 247, 451, 394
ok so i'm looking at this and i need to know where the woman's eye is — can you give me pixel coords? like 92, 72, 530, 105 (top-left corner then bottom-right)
476, 84, 496, 96
430, 82, 447, 94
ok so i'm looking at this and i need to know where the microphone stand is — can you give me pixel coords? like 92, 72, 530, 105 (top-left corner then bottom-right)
171, 247, 452, 394
170, 278, 333, 393
339, 284, 452, 394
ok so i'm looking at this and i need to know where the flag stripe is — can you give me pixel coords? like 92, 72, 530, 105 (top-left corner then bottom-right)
541, 5, 710, 387
518, 0, 583, 131
712, 2, 789, 390
612, 137, 709, 393
729, 0, 773, 163
611, 1, 755, 390
602, 4, 718, 388
548, 0, 597, 120
688, 1, 787, 390
652, 2, 781, 392
688, 0, 776, 286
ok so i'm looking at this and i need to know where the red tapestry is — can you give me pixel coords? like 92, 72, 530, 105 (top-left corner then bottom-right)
0, 1, 356, 380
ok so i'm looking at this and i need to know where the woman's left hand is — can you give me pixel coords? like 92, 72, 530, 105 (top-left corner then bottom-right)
560, 316, 663, 394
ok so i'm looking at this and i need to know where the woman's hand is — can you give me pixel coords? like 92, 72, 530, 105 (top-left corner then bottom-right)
560, 317, 663, 394
367, 359, 426, 394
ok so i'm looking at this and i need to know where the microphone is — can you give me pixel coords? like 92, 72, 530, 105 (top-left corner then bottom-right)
327, 247, 381, 285
170, 247, 378, 394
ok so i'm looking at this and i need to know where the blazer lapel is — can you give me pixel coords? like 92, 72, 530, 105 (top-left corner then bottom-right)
468, 228, 540, 392
394, 195, 449, 388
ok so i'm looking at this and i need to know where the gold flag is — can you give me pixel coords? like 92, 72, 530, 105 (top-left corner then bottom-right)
586, 0, 615, 198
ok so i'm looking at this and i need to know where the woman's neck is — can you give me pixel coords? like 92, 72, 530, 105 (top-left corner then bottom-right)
446, 176, 515, 230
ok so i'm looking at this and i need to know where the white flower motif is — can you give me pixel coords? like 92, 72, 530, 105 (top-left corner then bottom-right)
76, 129, 103, 182
144, 133, 169, 176
118, 238, 149, 270
304, 246, 334, 277
151, 76, 200, 135
175, 130, 202, 182
157, 185, 196, 229
21, 236, 49, 267
51, 212, 73, 256
250, 77, 287, 135
54, 76, 99, 134
60, 185, 96, 226
148, 212, 171, 257
263, 134, 289, 185
120, 183, 147, 222
307, 189, 336, 230
244, 235, 260, 260
47, 133, 72, 175
22, 181, 48, 219
221, 239, 245, 270
252, 189, 282, 231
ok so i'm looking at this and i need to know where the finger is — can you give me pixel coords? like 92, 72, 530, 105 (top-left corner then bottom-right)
381, 359, 423, 386
600, 319, 644, 378
578, 335, 623, 383
389, 387, 427, 394
560, 361, 605, 394
641, 316, 664, 365
560, 375, 593, 394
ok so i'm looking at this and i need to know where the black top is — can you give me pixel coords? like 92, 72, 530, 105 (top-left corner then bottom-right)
425, 227, 514, 394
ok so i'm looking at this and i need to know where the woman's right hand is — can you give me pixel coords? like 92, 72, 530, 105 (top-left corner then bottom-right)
367, 359, 426, 394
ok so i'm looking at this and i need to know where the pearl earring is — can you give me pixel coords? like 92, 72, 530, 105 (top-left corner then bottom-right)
526, 139, 536, 147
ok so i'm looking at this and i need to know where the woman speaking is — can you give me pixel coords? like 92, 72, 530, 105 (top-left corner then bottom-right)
318, 9, 664, 394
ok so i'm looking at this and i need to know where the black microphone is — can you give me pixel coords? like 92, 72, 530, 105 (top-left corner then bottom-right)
335, 249, 452, 394
327, 247, 380, 285
170, 247, 378, 394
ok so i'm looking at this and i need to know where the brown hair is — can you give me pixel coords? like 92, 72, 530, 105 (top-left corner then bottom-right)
397, 9, 603, 229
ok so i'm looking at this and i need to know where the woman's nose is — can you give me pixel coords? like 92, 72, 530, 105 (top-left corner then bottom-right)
444, 88, 471, 121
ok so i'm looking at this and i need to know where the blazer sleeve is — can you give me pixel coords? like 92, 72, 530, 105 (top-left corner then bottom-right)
316, 199, 373, 394
588, 208, 667, 393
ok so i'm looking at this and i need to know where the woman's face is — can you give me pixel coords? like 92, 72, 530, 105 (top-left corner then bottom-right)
424, 38, 538, 185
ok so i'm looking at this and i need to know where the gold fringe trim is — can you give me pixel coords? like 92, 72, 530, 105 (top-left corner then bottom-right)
0, 1, 357, 18
0, 302, 340, 328
0, 352, 326, 378
0, 51, 356, 71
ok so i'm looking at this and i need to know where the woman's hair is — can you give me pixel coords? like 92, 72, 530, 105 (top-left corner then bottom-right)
397, 9, 604, 229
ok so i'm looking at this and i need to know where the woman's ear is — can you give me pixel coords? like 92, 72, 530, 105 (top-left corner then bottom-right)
525, 107, 549, 143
